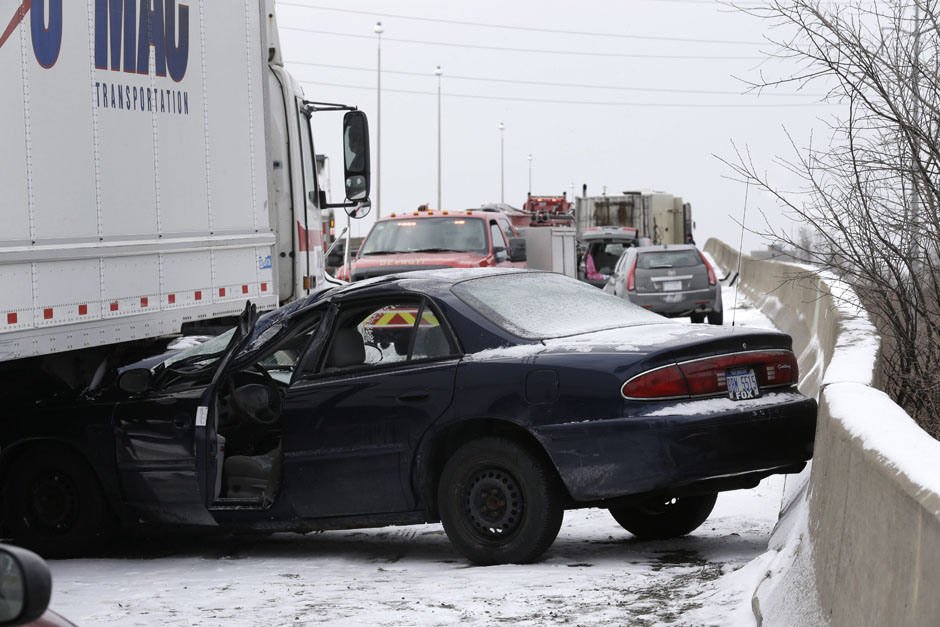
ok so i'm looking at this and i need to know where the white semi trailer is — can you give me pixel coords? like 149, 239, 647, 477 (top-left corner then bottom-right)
0, 1, 369, 385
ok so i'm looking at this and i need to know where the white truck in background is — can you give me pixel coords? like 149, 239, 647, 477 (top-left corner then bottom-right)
574, 190, 693, 245
0, 1, 369, 385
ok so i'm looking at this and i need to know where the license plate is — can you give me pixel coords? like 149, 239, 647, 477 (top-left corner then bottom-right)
726, 368, 760, 400
663, 280, 682, 291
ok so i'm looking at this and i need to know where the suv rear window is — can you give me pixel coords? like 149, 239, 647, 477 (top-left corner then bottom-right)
587, 242, 633, 274
637, 250, 701, 270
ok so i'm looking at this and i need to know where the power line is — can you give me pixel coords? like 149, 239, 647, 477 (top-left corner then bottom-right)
279, 2, 765, 46
289, 60, 826, 98
300, 79, 837, 108
279, 26, 765, 61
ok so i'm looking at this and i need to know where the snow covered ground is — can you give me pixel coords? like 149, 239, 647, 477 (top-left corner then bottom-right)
45, 281, 790, 627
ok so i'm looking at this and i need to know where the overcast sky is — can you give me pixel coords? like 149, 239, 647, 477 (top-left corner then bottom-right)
277, 0, 835, 249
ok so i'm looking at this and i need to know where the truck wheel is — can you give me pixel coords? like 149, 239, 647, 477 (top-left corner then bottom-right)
707, 311, 724, 325
3, 447, 108, 557
437, 437, 563, 565
609, 492, 717, 540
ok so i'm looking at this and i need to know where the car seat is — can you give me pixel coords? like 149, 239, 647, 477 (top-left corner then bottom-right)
325, 327, 365, 369
223, 445, 282, 505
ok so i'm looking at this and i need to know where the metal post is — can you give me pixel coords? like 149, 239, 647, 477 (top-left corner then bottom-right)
374, 21, 383, 219
436, 66, 442, 210
527, 154, 532, 195
498, 122, 505, 204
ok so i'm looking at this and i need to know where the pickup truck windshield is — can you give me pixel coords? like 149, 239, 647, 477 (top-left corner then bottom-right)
359, 217, 488, 255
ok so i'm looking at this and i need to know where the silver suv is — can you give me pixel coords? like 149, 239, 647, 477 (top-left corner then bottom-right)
603, 244, 723, 324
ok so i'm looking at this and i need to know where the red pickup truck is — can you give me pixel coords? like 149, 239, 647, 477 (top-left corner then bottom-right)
334, 207, 527, 281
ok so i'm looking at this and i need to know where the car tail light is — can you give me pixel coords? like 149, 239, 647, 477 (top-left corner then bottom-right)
626, 256, 638, 291
622, 350, 799, 399
621, 364, 688, 399
699, 252, 717, 286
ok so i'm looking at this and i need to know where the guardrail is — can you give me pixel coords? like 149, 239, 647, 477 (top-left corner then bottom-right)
705, 238, 940, 626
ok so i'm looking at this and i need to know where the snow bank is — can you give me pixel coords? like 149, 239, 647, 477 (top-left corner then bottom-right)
704, 238, 940, 626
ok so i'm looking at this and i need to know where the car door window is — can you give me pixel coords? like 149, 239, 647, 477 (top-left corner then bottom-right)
359, 303, 420, 366
256, 316, 321, 384
410, 308, 456, 360
497, 218, 515, 242
490, 222, 508, 258
319, 299, 456, 374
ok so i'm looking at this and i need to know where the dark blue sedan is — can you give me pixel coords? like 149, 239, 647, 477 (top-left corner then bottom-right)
0, 269, 816, 565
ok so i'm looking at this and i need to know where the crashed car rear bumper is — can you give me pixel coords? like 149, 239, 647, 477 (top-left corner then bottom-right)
532, 391, 817, 502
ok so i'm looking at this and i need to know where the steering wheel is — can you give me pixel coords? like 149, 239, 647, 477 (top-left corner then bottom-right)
226, 364, 282, 427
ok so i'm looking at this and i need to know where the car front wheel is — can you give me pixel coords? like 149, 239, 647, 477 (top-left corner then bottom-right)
3, 447, 108, 557
437, 437, 563, 565
609, 492, 718, 540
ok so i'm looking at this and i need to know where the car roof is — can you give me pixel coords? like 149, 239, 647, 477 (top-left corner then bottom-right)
359, 267, 526, 290
307, 267, 527, 303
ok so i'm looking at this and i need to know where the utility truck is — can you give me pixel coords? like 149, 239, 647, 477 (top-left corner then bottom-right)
517, 192, 574, 228
573, 189, 692, 286
575, 190, 692, 245
0, 1, 370, 389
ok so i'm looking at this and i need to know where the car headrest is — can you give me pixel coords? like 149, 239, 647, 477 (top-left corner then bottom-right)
327, 327, 366, 369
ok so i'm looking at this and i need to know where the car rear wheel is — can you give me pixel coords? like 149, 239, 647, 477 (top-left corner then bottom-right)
609, 492, 717, 540
3, 447, 108, 557
437, 437, 563, 565
690, 313, 706, 324
707, 311, 723, 325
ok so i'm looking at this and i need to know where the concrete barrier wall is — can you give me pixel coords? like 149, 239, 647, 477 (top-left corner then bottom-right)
705, 238, 940, 626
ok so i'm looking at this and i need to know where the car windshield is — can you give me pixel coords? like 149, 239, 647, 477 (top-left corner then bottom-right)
452, 272, 664, 339
161, 299, 310, 371
162, 328, 236, 369
637, 250, 701, 269
359, 217, 488, 254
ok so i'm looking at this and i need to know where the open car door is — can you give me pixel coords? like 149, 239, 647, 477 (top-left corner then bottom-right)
113, 304, 259, 526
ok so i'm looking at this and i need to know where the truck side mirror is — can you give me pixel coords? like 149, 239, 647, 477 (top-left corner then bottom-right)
508, 237, 527, 262
342, 111, 371, 202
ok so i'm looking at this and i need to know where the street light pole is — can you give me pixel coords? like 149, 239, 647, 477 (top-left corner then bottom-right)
374, 21, 383, 219
436, 65, 442, 210
498, 122, 505, 204
527, 154, 532, 195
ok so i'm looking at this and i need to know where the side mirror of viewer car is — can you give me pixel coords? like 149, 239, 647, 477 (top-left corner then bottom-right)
0, 544, 52, 626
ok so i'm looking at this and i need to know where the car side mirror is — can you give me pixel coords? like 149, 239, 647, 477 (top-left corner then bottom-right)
117, 368, 154, 394
0, 544, 53, 626
508, 237, 527, 262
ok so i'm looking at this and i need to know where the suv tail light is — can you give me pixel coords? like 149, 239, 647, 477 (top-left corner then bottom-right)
699, 252, 717, 286
621, 350, 799, 399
